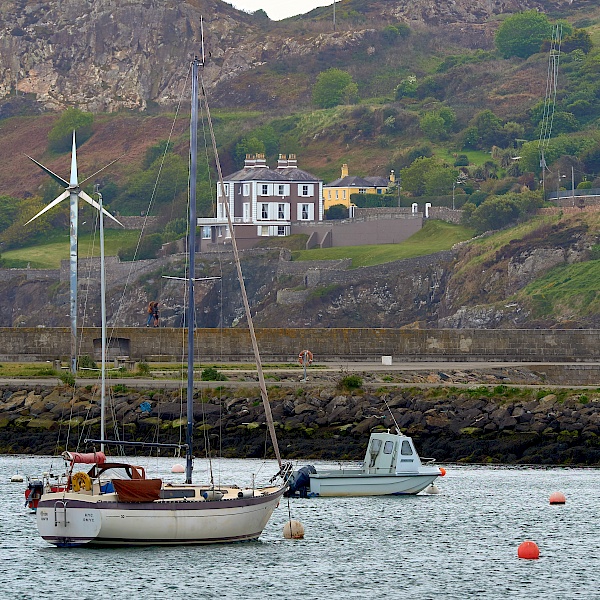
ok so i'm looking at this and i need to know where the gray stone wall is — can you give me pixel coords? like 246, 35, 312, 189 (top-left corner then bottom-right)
3, 327, 600, 363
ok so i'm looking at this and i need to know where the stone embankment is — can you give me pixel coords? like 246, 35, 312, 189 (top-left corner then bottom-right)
1, 378, 599, 465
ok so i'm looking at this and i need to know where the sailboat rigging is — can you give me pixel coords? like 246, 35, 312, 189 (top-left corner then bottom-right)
34, 56, 290, 547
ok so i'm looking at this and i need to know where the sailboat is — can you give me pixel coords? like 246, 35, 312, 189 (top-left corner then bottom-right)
35, 57, 289, 547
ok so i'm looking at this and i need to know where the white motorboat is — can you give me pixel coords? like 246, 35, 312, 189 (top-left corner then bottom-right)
286, 430, 445, 497
35, 55, 289, 547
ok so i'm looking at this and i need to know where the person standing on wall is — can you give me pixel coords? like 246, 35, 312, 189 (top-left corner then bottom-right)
152, 302, 160, 327
146, 302, 155, 327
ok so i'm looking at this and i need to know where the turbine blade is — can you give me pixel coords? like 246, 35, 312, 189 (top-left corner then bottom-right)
26, 155, 69, 188
24, 190, 70, 225
78, 190, 124, 227
70, 131, 78, 186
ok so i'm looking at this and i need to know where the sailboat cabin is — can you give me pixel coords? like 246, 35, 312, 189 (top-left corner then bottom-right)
198, 154, 324, 250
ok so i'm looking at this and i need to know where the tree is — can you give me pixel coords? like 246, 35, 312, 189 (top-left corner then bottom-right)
313, 69, 356, 109
495, 11, 553, 59
401, 156, 436, 196
47, 107, 94, 153
424, 167, 456, 196
325, 204, 349, 220
234, 137, 266, 167
394, 75, 417, 99
143, 140, 174, 169
419, 112, 446, 141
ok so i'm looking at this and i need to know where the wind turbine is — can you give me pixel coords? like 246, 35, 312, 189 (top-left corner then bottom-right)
26, 131, 123, 374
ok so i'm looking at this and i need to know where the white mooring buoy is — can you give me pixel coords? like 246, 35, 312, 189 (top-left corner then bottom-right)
283, 520, 305, 539
425, 483, 440, 495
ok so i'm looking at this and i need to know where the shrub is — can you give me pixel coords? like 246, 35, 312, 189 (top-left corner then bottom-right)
201, 366, 227, 381
137, 362, 151, 376
48, 108, 94, 153
454, 155, 469, 167
59, 371, 76, 387
337, 374, 363, 390
77, 355, 97, 370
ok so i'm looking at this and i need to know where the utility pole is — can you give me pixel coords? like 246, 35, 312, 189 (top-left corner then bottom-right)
571, 166, 575, 207
333, 0, 336, 32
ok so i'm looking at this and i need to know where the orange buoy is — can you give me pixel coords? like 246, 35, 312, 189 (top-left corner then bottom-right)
171, 463, 185, 473
439, 467, 446, 477
518, 541, 540, 560
549, 491, 566, 505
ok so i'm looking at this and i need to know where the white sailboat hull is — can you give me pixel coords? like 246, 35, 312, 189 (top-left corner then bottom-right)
37, 489, 284, 547
308, 470, 440, 497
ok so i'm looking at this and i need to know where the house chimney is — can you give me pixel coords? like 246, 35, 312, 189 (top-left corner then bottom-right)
277, 154, 288, 169
341, 163, 348, 178
244, 154, 256, 168
287, 153, 297, 168
255, 153, 267, 168
389, 169, 396, 184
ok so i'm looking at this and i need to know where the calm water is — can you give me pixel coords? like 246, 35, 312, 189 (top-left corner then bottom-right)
0, 455, 598, 600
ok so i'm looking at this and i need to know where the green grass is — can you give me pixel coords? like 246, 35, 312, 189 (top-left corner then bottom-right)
438, 148, 492, 166
292, 220, 475, 267
1, 229, 141, 269
520, 260, 600, 318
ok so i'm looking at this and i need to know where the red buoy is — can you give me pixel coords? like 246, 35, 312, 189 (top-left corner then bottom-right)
518, 541, 540, 560
439, 467, 446, 477
549, 491, 566, 505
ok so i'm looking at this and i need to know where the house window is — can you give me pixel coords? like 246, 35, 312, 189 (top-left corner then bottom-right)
300, 184, 313, 197
302, 204, 309, 220
243, 203, 250, 222
261, 203, 269, 219
401, 440, 413, 456
261, 184, 269, 195
278, 184, 285, 196
335, 190, 339, 199
377, 189, 382, 194
359, 188, 366, 194
278, 203, 285, 219
202, 227, 211, 239
259, 226, 269, 236
277, 226, 286, 236
343, 190, 346, 199
243, 184, 250, 196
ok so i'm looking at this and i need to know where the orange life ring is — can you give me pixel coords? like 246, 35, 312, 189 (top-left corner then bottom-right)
298, 350, 313, 365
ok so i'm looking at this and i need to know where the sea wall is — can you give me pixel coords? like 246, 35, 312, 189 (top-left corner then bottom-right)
1, 383, 598, 465
2, 327, 600, 363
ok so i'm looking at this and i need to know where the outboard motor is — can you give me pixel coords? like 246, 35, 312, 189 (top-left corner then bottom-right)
284, 465, 316, 498
25, 479, 44, 511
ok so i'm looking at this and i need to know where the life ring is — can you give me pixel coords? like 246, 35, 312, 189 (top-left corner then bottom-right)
72, 471, 92, 492
298, 350, 313, 365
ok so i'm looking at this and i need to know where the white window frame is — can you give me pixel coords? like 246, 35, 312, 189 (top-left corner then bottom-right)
243, 183, 250, 196
298, 203, 314, 221
202, 226, 211, 240
261, 203, 269, 219
260, 184, 269, 196
300, 184, 314, 197
277, 225, 286, 236
278, 203, 285, 219
243, 202, 250, 223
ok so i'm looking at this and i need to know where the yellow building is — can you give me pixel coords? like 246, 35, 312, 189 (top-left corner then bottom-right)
323, 164, 395, 210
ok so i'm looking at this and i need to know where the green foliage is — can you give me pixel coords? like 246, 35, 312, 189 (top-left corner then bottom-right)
419, 112, 447, 141
577, 180, 593, 189
465, 191, 543, 233
112, 384, 129, 393
143, 140, 174, 169
59, 371, 76, 387
436, 50, 495, 73
351, 194, 396, 208
0, 195, 20, 235
454, 155, 469, 167
337, 374, 363, 390
325, 204, 349, 219
313, 69, 356, 108
464, 110, 505, 149
401, 156, 456, 197
234, 137, 266, 167
394, 75, 417, 99
201, 366, 227, 381
136, 362, 151, 376
382, 24, 411, 43
163, 218, 187, 239
77, 355, 97, 370
118, 233, 163, 261
495, 11, 553, 59
48, 108, 94, 153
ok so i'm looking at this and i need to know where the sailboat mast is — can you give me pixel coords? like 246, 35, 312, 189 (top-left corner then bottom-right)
98, 188, 106, 453
186, 57, 200, 484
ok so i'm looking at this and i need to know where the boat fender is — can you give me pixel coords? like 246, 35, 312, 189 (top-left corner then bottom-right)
72, 471, 92, 492
237, 489, 254, 499
202, 490, 224, 501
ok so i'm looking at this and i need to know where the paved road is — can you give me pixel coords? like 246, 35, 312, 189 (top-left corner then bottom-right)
1, 361, 599, 389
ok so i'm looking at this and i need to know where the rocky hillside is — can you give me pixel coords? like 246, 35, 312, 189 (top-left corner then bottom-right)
0, 0, 589, 113
0, 211, 598, 330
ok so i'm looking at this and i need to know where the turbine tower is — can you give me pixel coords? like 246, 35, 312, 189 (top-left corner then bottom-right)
26, 131, 122, 373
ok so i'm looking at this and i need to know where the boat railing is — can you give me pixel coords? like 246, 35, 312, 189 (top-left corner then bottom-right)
421, 457, 437, 464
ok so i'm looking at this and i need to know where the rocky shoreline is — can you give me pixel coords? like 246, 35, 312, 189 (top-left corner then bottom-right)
1, 377, 599, 466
